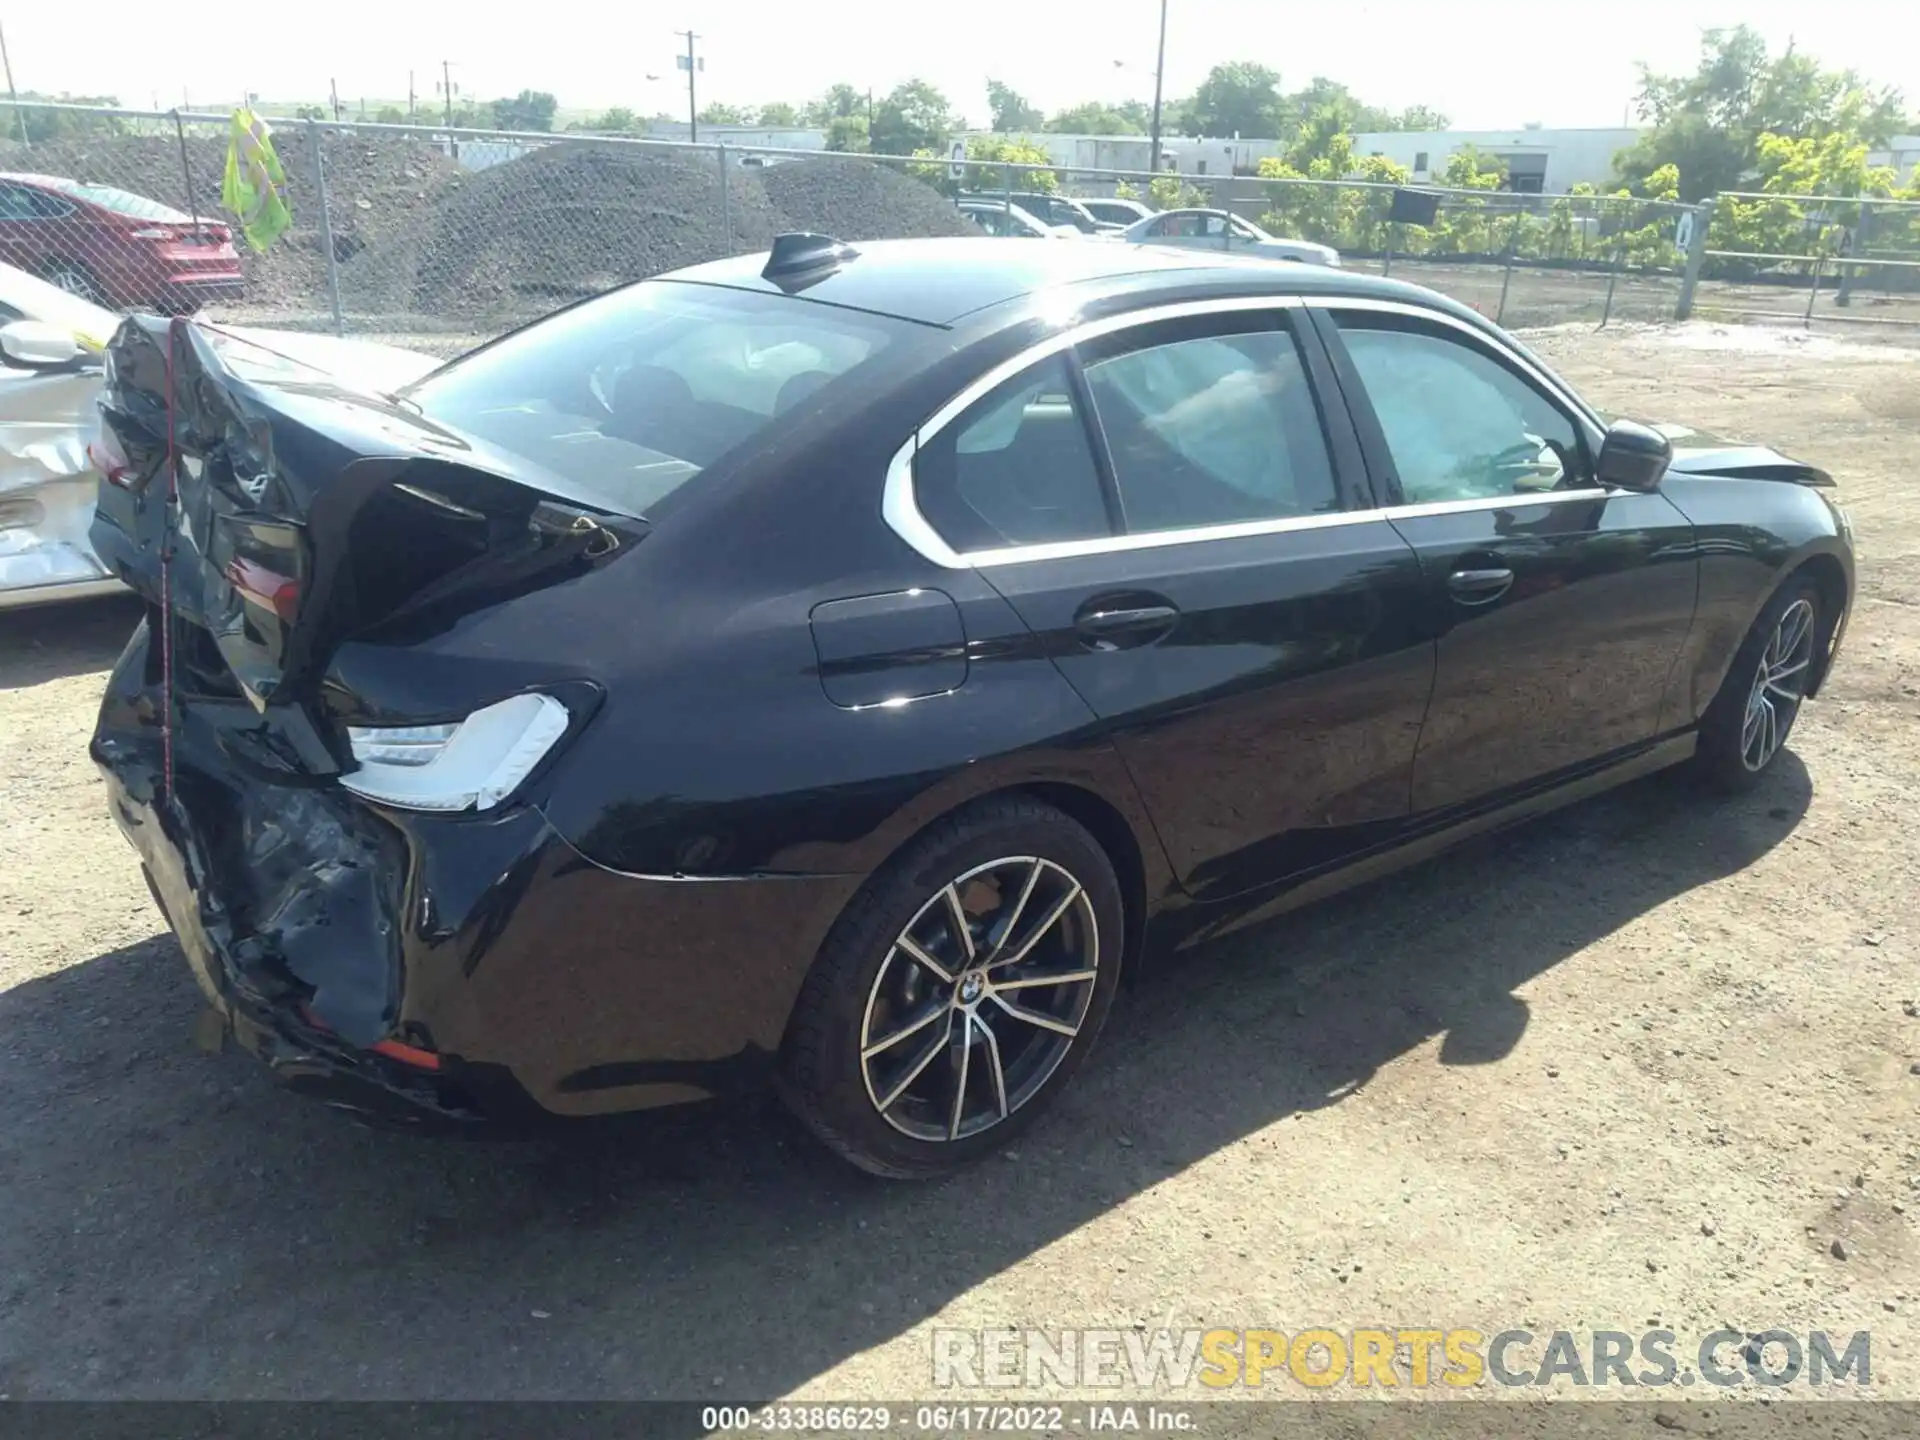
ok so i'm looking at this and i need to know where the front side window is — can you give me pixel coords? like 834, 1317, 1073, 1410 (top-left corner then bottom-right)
914, 353, 1111, 552
404, 281, 908, 517
1334, 317, 1587, 505
1082, 322, 1338, 532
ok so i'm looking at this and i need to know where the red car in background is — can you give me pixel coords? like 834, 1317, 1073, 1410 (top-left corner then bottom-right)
0, 173, 244, 312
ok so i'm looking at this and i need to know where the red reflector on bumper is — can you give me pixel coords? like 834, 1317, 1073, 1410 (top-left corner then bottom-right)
299, 1005, 442, 1071
370, 1038, 443, 1071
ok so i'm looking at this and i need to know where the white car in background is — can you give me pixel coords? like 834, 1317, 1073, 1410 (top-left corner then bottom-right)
1077, 197, 1159, 228
0, 264, 438, 609
956, 200, 1081, 240
1120, 208, 1341, 266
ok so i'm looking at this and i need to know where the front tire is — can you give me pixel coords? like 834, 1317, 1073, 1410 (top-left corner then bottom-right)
780, 797, 1124, 1179
1694, 576, 1821, 792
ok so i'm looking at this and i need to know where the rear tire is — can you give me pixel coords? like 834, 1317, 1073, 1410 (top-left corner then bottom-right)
780, 797, 1124, 1179
38, 259, 106, 306
1693, 576, 1821, 793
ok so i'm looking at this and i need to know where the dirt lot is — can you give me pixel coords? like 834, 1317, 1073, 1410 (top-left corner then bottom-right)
0, 322, 1916, 1404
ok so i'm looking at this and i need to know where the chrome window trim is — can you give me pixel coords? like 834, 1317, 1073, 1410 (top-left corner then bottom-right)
1382, 488, 1610, 520
963, 508, 1385, 569
880, 291, 1614, 571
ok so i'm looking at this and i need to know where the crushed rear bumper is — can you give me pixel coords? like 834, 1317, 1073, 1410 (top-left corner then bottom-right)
92, 617, 862, 1131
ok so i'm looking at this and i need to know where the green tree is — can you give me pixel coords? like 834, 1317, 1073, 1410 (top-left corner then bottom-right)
5, 92, 124, 143
871, 78, 955, 156
1617, 27, 1905, 200
373, 106, 407, 124
825, 114, 870, 152
756, 101, 802, 127
698, 102, 753, 126
580, 106, 642, 133
1187, 62, 1286, 138
806, 83, 867, 125
987, 80, 1043, 132
1045, 102, 1142, 135
959, 134, 1056, 193
1278, 78, 1395, 135
491, 89, 557, 132
1394, 104, 1451, 131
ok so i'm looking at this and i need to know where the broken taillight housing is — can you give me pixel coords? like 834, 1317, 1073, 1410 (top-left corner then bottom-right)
86, 415, 139, 489
340, 692, 570, 812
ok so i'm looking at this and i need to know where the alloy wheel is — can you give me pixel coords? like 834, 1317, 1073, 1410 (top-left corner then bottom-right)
1741, 597, 1816, 772
859, 856, 1100, 1142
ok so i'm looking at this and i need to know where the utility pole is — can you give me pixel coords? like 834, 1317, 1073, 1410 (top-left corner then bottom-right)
1148, 0, 1168, 176
441, 59, 456, 128
329, 77, 342, 122
675, 30, 701, 141
0, 19, 25, 148
408, 70, 416, 120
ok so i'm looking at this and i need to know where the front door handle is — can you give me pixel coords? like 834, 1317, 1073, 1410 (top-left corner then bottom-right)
1073, 601, 1179, 650
1447, 567, 1515, 605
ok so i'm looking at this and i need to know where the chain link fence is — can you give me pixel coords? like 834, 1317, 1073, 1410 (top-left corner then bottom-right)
1695, 191, 1920, 330
0, 101, 1912, 360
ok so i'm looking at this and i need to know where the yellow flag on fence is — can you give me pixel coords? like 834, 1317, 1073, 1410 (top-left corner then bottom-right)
221, 107, 293, 252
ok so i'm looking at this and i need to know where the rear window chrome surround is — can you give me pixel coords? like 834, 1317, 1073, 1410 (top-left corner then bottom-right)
882, 292, 1611, 571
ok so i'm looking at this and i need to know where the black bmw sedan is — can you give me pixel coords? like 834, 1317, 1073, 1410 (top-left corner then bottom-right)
87, 234, 1853, 1176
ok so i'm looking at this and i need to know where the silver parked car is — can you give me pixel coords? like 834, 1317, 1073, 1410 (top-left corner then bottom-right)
957, 200, 1079, 240
1120, 208, 1340, 266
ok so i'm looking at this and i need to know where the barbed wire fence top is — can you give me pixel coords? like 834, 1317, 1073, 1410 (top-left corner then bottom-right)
0, 101, 1915, 356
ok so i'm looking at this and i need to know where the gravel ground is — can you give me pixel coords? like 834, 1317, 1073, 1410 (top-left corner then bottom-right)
0, 322, 1915, 1403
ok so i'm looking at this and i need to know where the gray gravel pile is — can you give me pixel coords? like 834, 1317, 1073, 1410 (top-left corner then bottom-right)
344, 143, 782, 321
756, 156, 977, 243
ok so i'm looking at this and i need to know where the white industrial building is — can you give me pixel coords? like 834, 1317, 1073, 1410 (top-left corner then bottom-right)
1867, 135, 1920, 186
1348, 128, 1643, 192
962, 127, 1646, 194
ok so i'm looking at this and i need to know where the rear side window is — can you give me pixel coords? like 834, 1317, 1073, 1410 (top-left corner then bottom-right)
1081, 323, 1338, 531
915, 353, 1111, 552
34, 179, 182, 221
404, 281, 909, 516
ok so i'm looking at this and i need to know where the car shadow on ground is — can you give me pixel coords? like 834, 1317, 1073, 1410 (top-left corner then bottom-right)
0, 594, 142, 690
0, 754, 1810, 1400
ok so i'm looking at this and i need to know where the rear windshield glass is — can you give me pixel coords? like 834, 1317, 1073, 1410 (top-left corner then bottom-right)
403, 281, 909, 515
39, 178, 194, 223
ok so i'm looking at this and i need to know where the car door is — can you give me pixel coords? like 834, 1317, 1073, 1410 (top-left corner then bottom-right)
909, 301, 1433, 901
1312, 302, 1698, 814
0, 182, 41, 273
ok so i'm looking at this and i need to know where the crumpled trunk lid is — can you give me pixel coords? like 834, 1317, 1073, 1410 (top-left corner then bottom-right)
88, 316, 641, 767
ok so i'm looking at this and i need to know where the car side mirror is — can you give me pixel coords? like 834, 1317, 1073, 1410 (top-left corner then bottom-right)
1595, 419, 1672, 492
0, 319, 92, 372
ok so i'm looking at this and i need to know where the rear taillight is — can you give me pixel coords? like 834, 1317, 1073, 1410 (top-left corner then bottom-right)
341, 693, 572, 812
86, 420, 140, 490
224, 555, 302, 623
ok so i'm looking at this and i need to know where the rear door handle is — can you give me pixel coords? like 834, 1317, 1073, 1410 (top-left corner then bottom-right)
1447, 567, 1515, 605
1073, 601, 1179, 650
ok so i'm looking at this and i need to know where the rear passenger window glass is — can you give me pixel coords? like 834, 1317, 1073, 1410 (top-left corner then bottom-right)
1083, 326, 1338, 532
915, 354, 1112, 552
